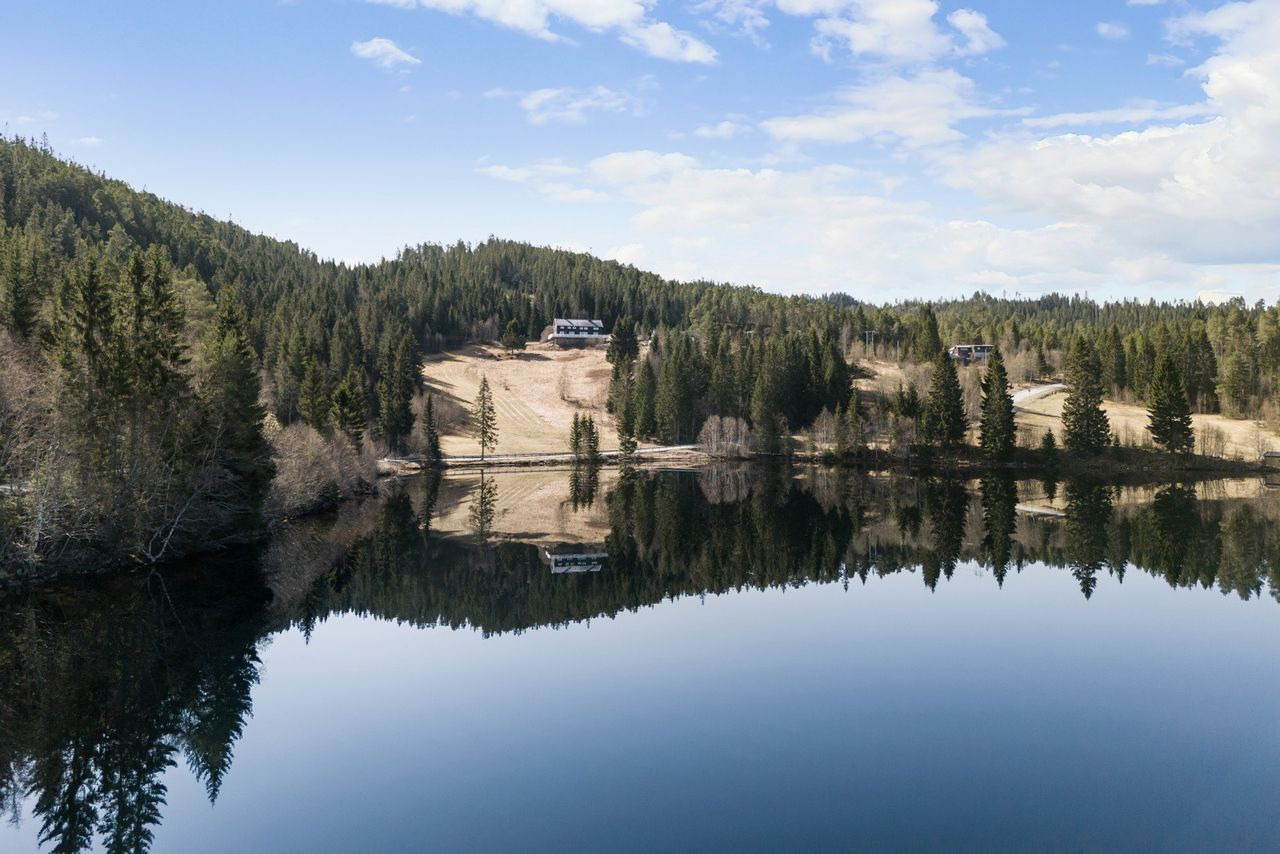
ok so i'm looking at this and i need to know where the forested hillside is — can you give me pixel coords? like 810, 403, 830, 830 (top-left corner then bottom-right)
1, 136, 1278, 571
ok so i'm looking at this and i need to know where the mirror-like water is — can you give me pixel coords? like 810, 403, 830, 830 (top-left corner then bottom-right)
2, 467, 1278, 852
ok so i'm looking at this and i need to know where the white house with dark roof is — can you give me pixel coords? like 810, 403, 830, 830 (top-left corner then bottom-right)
549, 318, 607, 346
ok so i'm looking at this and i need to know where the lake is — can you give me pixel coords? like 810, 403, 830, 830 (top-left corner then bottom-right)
2, 467, 1279, 852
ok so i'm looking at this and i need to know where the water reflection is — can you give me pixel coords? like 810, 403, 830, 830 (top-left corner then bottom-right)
3, 467, 1280, 851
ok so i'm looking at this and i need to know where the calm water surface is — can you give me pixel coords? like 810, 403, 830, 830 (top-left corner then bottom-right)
2, 468, 1279, 852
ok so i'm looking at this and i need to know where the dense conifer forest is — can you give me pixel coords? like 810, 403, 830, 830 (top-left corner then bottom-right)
2, 136, 1278, 570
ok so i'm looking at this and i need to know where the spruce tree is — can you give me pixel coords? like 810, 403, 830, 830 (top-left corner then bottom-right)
473, 374, 498, 460
331, 369, 367, 446
916, 304, 943, 361
298, 358, 331, 430
607, 314, 638, 364
199, 292, 274, 514
923, 351, 967, 448
1062, 336, 1111, 455
569, 412, 583, 458
500, 319, 525, 355
1147, 351, 1194, 454
584, 415, 600, 462
422, 393, 443, 465
633, 358, 657, 438
979, 345, 1015, 460
376, 330, 416, 453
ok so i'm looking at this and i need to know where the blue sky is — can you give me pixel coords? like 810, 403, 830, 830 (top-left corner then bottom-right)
4, 0, 1278, 302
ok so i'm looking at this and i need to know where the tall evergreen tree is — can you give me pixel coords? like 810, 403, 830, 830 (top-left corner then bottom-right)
923, 351, 966, 448
1062, 336, 1111, 455
330, 369, 366, 446
421, 393, 442, 465
633, 358, 657, 439
199, 292, 274, 515
915, 304, 943, 361
607, 314, 639, 364
1147, 351, 1194, 454
376, 329, 416, 453
297, 358, 331, 430
979, 345, 1015, 460
473, 374, 498, 460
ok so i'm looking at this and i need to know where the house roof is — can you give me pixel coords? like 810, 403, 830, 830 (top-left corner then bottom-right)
552, 318, 605, 330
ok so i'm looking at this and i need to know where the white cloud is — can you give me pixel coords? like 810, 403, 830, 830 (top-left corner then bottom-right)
1127, 0, 1164, 6
696, 0, 771, 43
948, 0, 1280, 268
1022, 101, 1215, 129
367, 0, 716, 63
516, 86, 640, 124
478, 146, 1259, 296
75, 136, 103, 147
1096, 21, 1130, 40
1146, 52, 1184, 66
695, 120, 750, 139
760, 0, 1005, 64
762, 69, 1022, 147
351, 37, 421, 68
947, 9, 1005, 56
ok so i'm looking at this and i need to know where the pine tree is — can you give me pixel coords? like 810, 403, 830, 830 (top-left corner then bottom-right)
1062, 336, 1111, 455
199, 292, 274, 514
923, 351, 967, 448
421, 393, 443, 465
569, 412, 583, 458
1147, 351, 1194, 454
376, 329, 416, 453
979, 344, 1015, 460
607, 314, 638, 364
916, 304, 943, 361
500, 318, 525, 355
331, 369, 367, 446
298, 358, 331, 430
584, 415, 600, 462
633, 358, 657, 439
473, 374, 498, 460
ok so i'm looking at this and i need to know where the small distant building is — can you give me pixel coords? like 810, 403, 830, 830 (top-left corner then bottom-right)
541, 544, 607, 574
549, 318, 607, 347
948, 343, 994, 365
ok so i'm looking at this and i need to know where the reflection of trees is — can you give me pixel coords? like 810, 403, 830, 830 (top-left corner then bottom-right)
468, 474, 497, 542
1064, 480, 1113, 599
0, 562, 269, 854
6, 469, 1280, 851
981, 474, 1018, 586
568, 465, 599, 510
922, 479, 969, 590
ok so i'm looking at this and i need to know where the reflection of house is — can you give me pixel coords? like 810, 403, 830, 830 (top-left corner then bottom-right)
948, 343, 994, 365
549, 318, 607, 346
541, 543, 607, 573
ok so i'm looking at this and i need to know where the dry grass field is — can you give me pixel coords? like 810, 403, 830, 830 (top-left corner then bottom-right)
1014, 387, 1280, 459
421, 342, 620, 455
859, 359, 1280, 459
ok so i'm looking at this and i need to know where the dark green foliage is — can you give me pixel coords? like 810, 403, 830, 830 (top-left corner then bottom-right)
199, 292, 275, 516
923, 351, 967, 448
1147, 351, 1194, 454
376, 327, 417, 453
422, 394, 442, 465
331, 369, 366, 446
473, 375, 497, 459
569, 412, 583, 457
1063, 337, 1111, 456
500, 318, 525, 355
297, 358, 331, 430
915, 303, 943, 361
979, 345, 1015, 460
606, 314, 638, 364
